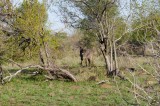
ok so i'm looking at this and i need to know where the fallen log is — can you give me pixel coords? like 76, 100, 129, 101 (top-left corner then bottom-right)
3, 65, 77, 82
44, 66, 77, 82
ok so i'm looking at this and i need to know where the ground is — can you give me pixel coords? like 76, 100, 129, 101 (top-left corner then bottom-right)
0, 56, 160, 106
0, 76, 137, 106
0, 75, 124, 106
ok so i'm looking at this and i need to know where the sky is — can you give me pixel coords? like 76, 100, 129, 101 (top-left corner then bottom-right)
11, 0, 132, 35
11, 0, 73, 35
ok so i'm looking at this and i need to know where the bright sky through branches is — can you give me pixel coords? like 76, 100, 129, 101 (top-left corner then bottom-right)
11, 0, 132, 35
11, 0, 73, 35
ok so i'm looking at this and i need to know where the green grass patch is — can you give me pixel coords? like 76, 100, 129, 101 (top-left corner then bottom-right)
0, 74, 131, 106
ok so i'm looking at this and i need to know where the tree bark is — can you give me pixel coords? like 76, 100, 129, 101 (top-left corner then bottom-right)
0, 64, 4, 84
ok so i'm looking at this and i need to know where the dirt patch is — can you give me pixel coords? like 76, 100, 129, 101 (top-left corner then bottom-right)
100, 83, 112, 89
71, 85, 80, 90
69, 96, 75, 100
9, 98, 16, 104
48, 92, 55, 97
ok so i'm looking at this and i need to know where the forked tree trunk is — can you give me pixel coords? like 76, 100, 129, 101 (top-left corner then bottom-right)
98, 34, 119, 76
99, 41, 118, 76
38, 32, 76, 81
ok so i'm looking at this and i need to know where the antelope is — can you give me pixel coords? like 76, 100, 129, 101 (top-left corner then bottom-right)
80, 47, 92, 67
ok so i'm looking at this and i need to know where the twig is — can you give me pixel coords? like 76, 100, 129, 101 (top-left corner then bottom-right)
138, 64, 159, 81
126, 77, 153, 100
96, 80, 109, 85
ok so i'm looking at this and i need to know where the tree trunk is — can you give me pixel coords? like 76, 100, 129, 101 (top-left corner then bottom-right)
39, 49, 45, 66
43, 43, 51, 68
113, 40, 119, 75
143, 44, 146, 56
0, 64, 4, 84
99, 38, 119, 76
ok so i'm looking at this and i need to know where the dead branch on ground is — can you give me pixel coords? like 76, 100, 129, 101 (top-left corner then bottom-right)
2, 60, 77, 82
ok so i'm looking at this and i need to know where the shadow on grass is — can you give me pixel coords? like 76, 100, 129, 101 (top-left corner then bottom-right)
18, 74, 46, 82
4, 68, 46, 82
7, 68, 44, 74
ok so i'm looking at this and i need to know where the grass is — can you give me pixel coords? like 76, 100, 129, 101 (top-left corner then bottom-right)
0, 56, 160, 106
0, 69, 159, 106
0, 74, 127, 106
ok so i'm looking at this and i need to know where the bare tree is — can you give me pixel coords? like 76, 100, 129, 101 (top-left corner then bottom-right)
56, 0, 127, 76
